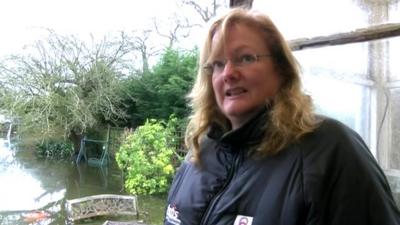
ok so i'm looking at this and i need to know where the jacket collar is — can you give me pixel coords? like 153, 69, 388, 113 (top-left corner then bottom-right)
208, 106, 270, 150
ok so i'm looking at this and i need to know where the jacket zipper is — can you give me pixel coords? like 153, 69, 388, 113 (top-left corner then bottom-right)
199, 151, 242, 225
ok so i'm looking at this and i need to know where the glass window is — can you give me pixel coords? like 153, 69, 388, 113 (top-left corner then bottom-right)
253, 0, 400, 170
390, 88, 400, 169
253, 0, 368, 39
294, 43, 372, 144
302, 70, 372, 144
293, 43, 369, 80
389, 37, 400, 81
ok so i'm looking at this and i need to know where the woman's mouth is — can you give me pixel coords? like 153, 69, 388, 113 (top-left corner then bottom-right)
226, 88, 247, 97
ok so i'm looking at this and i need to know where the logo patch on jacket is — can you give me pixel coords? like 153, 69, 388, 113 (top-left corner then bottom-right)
234, 215, 253, 225
166, 204, 181, 225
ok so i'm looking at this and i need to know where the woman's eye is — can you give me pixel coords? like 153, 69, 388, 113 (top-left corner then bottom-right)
240, 54, 256, 64
212, 60, 225, 69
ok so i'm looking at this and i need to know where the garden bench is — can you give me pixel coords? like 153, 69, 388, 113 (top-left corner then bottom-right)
102, 220, 148, 225
65, 194, 139, 223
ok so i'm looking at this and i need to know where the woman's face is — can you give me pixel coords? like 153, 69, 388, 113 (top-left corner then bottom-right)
210, 23, 281, 129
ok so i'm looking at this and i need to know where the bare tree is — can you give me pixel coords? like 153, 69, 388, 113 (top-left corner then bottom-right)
153, 15, 192, 49
182, 0, 224, 23
138, 0, 229, 51
0, 30, 132, 152
126, 30, 161, 73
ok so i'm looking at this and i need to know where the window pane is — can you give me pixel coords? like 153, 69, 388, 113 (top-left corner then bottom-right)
252, 0, 368, 39
252, 0, 400, 168
301, 66, 372, 145
390, 88, 400, 169
389, 37, 400, 81
389, 1, 400, 23
294, 43, 372, 145
294, 43, 369, 80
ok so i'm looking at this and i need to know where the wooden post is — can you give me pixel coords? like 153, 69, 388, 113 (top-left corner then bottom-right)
229, 0, 253, 8
289, 23, 400, 51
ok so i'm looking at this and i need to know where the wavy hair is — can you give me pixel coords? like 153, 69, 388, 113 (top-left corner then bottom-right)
185, 8, 318, 163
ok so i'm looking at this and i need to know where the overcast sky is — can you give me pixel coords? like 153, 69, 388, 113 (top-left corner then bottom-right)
0, 0, 183, 56
2, 0, 398, 57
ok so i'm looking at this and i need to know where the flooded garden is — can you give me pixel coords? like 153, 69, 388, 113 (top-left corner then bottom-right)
0, 138, 166, 225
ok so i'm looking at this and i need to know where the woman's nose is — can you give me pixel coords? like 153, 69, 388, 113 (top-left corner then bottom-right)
221, 60, 238, 80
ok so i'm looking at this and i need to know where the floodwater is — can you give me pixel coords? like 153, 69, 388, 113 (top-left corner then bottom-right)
0, 139, 166, 225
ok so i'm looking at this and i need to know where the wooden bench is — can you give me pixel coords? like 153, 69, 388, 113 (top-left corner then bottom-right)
102, 220, 148, 225
65, 194, 139, 223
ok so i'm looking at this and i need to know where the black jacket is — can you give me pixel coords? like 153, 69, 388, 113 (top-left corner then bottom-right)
164, 110, 400, 225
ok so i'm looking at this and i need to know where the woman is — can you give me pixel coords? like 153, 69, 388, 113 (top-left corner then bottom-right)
164, 8, 400, 225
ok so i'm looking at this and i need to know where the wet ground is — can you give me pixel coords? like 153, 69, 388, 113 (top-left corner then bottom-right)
0, 139, 165, 225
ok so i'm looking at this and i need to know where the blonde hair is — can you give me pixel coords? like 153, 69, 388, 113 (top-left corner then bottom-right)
185, 8, 318, 163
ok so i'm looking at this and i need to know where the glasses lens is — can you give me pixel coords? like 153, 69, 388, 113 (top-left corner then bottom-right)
203, 64, 213, 75
236, 54, 257, 66
213, 60, 226, 73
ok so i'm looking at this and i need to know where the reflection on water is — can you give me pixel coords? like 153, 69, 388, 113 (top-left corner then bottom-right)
0, 139, 165, 225
0, 139, 13, 165
0, 167, 65, 212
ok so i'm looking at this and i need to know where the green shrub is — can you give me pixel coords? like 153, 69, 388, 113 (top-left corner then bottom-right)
36, 139, 74, 160
116, 116, 182, 195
